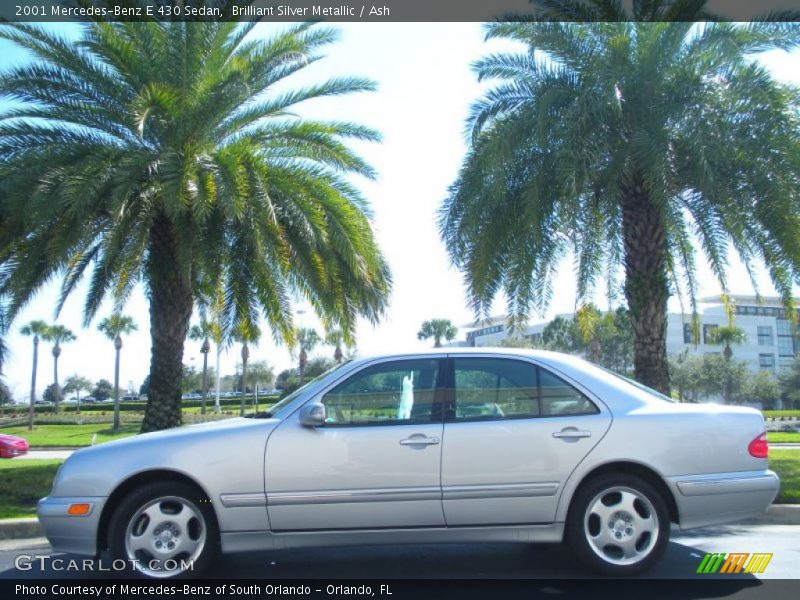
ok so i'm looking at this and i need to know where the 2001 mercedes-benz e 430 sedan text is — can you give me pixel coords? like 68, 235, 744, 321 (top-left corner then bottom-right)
38, 349, 779, 578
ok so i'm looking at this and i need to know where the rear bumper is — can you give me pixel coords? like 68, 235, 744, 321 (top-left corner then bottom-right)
668, 470, 780, 530
37, 496, 106, 556
0, 447, 28, 458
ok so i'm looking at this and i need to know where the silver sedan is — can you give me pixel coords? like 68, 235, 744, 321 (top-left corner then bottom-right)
38, 349, 779, 578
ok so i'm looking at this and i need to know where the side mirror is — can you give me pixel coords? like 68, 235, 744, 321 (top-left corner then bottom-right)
298, 402, 326, 427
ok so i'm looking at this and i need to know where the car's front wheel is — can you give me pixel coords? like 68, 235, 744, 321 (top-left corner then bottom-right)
566, 473, 669, 576
108, 481, 218, 579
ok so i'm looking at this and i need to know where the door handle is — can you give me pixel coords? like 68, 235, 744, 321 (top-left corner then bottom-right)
399, 436, 440, 446
552, 429, 592, 439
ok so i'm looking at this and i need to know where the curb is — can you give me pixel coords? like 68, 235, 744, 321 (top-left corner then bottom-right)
1, 505, 798, 543
747, 504, 800, 525
0, 518, 42, 541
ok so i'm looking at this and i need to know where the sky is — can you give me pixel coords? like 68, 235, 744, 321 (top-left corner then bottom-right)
1, 22, 799, 400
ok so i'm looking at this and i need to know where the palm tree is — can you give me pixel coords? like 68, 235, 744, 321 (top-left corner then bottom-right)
526, 0, 800, 22
40, 324, 76, 414
189, 320, 214, 415
417, 319, 457, 348
574, 304, 602, 364
440, 21, 800, 394
19, 320, 49, 430
707, 326, 747, 361
0, 307, 7, 375
97, 314, 138, 430
0, 21, 391, 432
231, 321, 260, 417
63, 374, 92, 414
198, 287, 228, 414
297, 328, 321, 382
325, 327, 349, 364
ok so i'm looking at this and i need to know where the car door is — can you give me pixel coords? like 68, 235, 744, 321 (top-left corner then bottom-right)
441, 356, 612, 525
265, 357, 446, 531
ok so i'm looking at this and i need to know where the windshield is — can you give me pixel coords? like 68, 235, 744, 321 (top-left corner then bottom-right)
264, 361, 352, 418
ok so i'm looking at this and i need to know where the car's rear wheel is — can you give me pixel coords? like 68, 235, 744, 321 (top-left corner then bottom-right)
108, 481, 218, 579
566, 473, 669, 576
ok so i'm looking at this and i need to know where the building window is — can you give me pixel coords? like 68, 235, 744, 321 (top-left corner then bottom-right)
703, 324, 718, 344
759, 354, 775, 370
779, 356, 795, 370
758, 326, 774, 347
777, 319, 792, 336
778, 336, 795, 357
683, 323, 693, 344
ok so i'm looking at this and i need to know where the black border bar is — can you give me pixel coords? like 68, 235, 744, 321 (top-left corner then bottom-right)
2, 1, 800, 23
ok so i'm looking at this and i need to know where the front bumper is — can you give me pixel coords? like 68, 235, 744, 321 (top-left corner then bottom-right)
668, 469, 780, 530
37, 496, 107, 556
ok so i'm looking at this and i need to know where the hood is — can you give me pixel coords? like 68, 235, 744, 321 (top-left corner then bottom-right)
72, 416, 279, 457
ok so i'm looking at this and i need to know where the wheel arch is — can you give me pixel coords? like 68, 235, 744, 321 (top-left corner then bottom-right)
97, 469, 218, 554
564, 461, 680, 525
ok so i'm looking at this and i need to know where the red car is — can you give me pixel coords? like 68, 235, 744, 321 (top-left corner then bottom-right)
0, 434, 29, 458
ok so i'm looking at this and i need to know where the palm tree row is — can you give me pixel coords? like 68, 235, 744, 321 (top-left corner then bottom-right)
0, 20, 391, 432
18, 315, 137, 430
2, 6, 799, 422
187, 316, 353, 416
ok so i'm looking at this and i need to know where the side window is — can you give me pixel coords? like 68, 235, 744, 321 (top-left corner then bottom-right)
321, 359, 441, 426
453, 358, 539, 420
538, 368, 598, 416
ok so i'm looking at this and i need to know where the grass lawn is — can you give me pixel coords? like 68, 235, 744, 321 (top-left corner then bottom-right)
768, 431, 800, 444
0, 423, 140, 447
771, 450, 800, 504
0, 459, 63, 519
763, 410, 800, 418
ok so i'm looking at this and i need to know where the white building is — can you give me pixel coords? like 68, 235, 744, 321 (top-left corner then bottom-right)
462, 295, 799, 374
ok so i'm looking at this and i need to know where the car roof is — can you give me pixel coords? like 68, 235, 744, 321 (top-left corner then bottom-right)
350, 346, 588, 368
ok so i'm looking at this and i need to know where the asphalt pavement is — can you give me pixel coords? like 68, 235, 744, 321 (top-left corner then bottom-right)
0, 523, 797, 580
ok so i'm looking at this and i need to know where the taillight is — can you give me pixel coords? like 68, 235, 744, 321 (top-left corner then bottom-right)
748, 432, 769, 459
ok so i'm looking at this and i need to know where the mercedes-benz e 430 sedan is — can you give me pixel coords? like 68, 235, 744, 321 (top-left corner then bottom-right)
38, 349, 779, 578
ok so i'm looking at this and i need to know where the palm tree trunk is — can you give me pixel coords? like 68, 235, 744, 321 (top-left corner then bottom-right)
299, 348, 307, 383
201, 351, 208, 415
240, 344, 249, 416
214, 345, 221, 414
113, 345, 121, 430
28, 336, 38, 431
141, 212, 193, 433
52, 345, 60, 415
621, 179, 670, 395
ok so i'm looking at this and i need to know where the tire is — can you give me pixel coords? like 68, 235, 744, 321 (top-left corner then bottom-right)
108, 481, 218, 579
566, 473, 669, 576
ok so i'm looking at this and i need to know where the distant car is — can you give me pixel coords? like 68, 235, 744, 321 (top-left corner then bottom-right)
181, 393, 202, 400
0, 434, 29, 458
81, 397, 98, 404
121, 395, 139, 401
34, 400, 52, 405
38, 349, 779, 579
